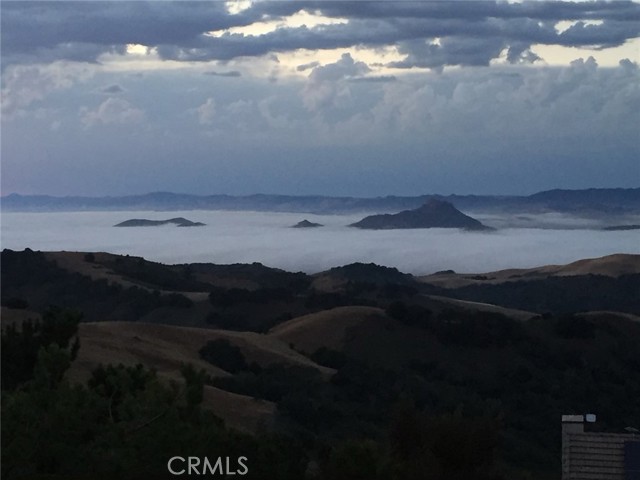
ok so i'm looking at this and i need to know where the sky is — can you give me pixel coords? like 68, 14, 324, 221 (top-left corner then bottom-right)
1, 0, 639, 197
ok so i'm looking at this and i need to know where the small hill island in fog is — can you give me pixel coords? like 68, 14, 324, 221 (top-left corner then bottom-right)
114, 217, 205, 227
291, 219, 324, 228
351, 199, 493, 231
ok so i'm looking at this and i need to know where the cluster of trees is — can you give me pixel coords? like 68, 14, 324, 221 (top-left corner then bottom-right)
196, 301, 640, 477
2, 307, 81, 390
95, 254, 209, 292
386, 302, 525, 348
209, 286, 294, 308
199, 339, 249, 373
1, 309, 308, 480
5, 304, 640, 479
1, 249, 193, 321
451, 274, 640, 314
4, 250, 640, 479
198, 338, 507, 479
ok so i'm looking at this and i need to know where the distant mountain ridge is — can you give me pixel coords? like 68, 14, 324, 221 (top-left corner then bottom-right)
114, 217, 205, 227
2, 188, 640, 215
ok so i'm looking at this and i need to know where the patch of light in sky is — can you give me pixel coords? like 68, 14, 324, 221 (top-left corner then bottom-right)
125, 44, 148, 55
532, 37, 640, 66
207, 10, 348, 38
226, 0, 252, 15
554, 20, 604, 35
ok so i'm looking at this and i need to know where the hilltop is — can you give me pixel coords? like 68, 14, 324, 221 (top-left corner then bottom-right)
350, 199, 493, 230
114, 217, 205, 227
291, 219, 323, 228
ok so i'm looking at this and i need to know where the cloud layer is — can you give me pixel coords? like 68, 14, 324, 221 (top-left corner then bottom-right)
2, 1, 639, 68
1, 1, 638, 197
2, 210, 639, 275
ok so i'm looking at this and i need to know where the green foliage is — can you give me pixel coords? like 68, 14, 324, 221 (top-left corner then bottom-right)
304, 291, 377, 310
554, 314, 595, 339
452, 274, 640, 314
0, 249, 193, 321
33, 344, 72, 389
213, 364, 323, 403
3, 249, 640, 479
432, 309, 525, 348
310, 347, 348, 369
99, 255, 209, 292
385, 301, 432, 327
386, 401, 504, 480
2, 361, 308, 480
209, 286, 293, 308
1, 296, 29, 309
1, 307, 82, 391
324, 439, 382, 480
199, 339, 248, 373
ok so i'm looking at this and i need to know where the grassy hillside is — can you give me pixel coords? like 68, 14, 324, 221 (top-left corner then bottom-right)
2, 249, 639, 479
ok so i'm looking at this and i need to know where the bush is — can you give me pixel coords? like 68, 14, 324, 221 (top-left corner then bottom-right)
1, 297, 29, 309
199, 339, 248, 373
310, 347, 348, 369
554, 314, 595, 339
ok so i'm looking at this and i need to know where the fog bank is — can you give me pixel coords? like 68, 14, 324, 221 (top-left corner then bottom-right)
2, 211, 638, 275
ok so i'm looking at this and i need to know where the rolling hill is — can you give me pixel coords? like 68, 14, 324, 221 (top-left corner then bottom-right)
3, 248, 640, 479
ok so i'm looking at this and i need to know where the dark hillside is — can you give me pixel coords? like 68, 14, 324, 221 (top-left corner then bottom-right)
2, 249, 639, 479
447, 274, 640, 315
1, 249, 194, 322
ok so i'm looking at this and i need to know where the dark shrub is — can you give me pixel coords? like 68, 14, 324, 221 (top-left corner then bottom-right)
199, 339, 248, 373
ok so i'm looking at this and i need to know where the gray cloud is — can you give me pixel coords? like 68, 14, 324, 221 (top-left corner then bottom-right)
101, 84, 125, 94
80, 98, 144, 127
297, 61, 320, 72
204, 70, 242, 78
348, 76, 396, 83
2, 1, 638, 69
1, 3, 638, 199
302, 53, 370, 111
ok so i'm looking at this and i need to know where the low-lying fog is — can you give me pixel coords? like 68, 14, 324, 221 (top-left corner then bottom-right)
2, 210, 638, 275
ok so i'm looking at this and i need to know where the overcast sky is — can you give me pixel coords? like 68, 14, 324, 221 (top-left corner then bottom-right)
1, 0, 639, 197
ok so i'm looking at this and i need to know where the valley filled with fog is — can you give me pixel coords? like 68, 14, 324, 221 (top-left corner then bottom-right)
2, 210, 638, 275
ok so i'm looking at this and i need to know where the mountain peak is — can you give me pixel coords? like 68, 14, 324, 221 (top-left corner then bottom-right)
351, 200, 492, 230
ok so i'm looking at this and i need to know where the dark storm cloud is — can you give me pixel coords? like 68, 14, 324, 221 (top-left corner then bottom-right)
1, 1, 639, 69
0, 1, 269, 64
101, 84, 125, 94
348, 76, 396, 83
203, 70, 242, 77
301, 0, 640, 23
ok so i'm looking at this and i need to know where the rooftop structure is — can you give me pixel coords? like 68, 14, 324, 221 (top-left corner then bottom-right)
562, 414, 640, 480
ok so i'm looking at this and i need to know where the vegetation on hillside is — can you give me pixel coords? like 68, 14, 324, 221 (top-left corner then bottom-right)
2, 249, 639, 479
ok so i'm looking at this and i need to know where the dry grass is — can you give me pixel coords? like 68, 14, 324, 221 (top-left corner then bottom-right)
420, 253, 640, 288
0, 307, 41, 327
66, 321, 337, 432
45, 251, 146, 288
69, 322, 331, 383
201, 385, 275, 433
580, 310, 640, 324
424, 295, 537, 321
43, 251, 209, 302
269, 306, 391, 353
